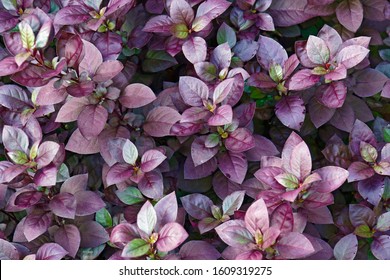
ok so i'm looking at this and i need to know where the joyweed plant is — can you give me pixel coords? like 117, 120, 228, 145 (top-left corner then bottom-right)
0, 0, 390, 260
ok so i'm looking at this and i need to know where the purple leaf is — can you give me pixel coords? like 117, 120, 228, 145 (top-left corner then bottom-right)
308, 98, 336, 128
54, 224, 81, 258
194, 62, 217, 81
347, 161, 374, 182
110, 223, 139, 249
329, 103, 355, 132
34, 164, 57, 187
288, 69, 320, 90
119, 83, 156, 109
336, 45, 369, 69
170, 0, 194, 25
270, 203, 294, 234
143, 106, 181, 137
349, 204, 376, 228
93, 31, 123, 61
61, 174, 88, 195
210, 43, 231, 71
155, 192, 178, 232
215, 220, 254, 247
79, 221, 109, 248
65, 128, 100, 155
93, 61, 123, 83
23, 210, 52, 241
217, 22, 237, 48
36, 141, 60, 169
335, 0, 363, 32
275, 95, 305, 131
49, 192, 77, 219
54, 5, 91, 26
182, 36, 207, 64
357, 176, 384, 206
208, 105, 233, 126
78, 104, 108, 139
0, 85, 31, 110
79, 40, 103, 76
317, 82, 347, 109
333, 233, 358, 260
306, 35, 330, 65
2, 125, 29, 153
257, 35, 288, 70
191, 136, 219, 166
371, 236, 390, 260
218, 152, 247, 184
245, 135, 279, 161
376, 212, 390, 232
74, 191, 105, 216
181, 107, 211, 123
0, 239, 19, 260
180, 193, 213, 220
276, 232, 315, 259
141, 149, 167, 172
225, 128, 255, 153
137, 201, 157, 236
317, 24, 342, 58
179, 76, 209, 107
213, 78, 234, 104
14, 190, 42, 209
179, 240, 221, 260
143, 15, 174, 33
192, 0, 231, 32
351, 69, 388, 97
156, 222, 188, 252
36, 243, 68, 260
312, 166, 348, 193
56, 97, 89, 123
349, 119, 377, 156
183, 156, 217, 179
138, 170, 164, 200
245, 198, 269, 235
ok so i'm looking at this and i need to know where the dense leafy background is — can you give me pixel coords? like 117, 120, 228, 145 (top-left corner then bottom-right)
0, 0, 389, 260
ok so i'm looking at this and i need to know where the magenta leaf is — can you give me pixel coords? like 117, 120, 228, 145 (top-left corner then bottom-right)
34, 164, 57, 187
257, 35, 288, 70
49, 192, 77, 219
276, 232, 315, 259
335, 0, 363, 32
218, 152, 247, 184
208, 105, 233, 126
245, 198, 269, 235
181, 193, 213, 220
179, 240, 221, 260
333, 233, 358, 260
182, 36, 207, 64
215, 220, 254, 247
23, 210, 52, 241
275, 95, 305, 131
140, 149, 166, 172
371, 236, 390, 260
288, 69, 320, 90
79, 221, 109, 248
77, 105, 108, 139
312, 166, 348, 193
36, 243, 68, 260
119, 83, 156, 109
54, 224, 81, 258
317, 82, 347, 109
143, 106, 181, 137
156, 222, 188, 252
138, 170, 164, 199
270, 203, 294, 234
225, 128, 255, 153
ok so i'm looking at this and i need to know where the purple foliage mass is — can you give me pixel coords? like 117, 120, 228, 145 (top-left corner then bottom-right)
0, 0, 390, 260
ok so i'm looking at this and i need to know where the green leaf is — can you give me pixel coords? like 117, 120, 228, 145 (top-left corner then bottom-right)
7, 150, 28, 164
142, 51, 178, 73
354, 224, 373, 238
383, 178, 390, 200
269, 63, 283, 82
122, 238, 150, 258
275, 173, 299, 189
383, 128, 390, 143
77, 244, 106, 260
360, 142, 377, 163
116, 187, 145, 205
217, 23, 237, 48
19, 21, 35, 50
205, 133, 220, 148
56, 163, 70, 183
211, 205, 222, 220
95, 208, 113, 228
172, 23, 189, 39
35, 22, 52, 49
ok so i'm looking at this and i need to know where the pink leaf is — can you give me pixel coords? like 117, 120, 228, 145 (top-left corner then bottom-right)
347, 161, 374, 182
336, 45, 369, 69
179, 76, 209, 106
140, 149, 167, 172
276, 232, 315, 259
245, 198, 269, 235
143, 106, 181, 137
335, 0, 363, 32
317, 81, 347, 109
306, 35, 330, 65
333, 233, 358, 260
119, 83, 156, 109
36, 243, 68, 260
137, 201, 157, 236
225, 128, 255, 153
156, 222, 188, 252
182, 36, 207, 64
93, 61, 123, 82
65, 128, 100, 155
312, 166, 349, 192
77, 104, 108, 139
138, 170, 164, 199
54, 224, 81, 258
275, 95, 305, 131
288, 69, 320, 90
49, 192, 76, 219
208, 104, 233, 126
218, 152, 247, 184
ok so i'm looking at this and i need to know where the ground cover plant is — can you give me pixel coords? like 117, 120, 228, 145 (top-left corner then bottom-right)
0, 0, 390, 260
